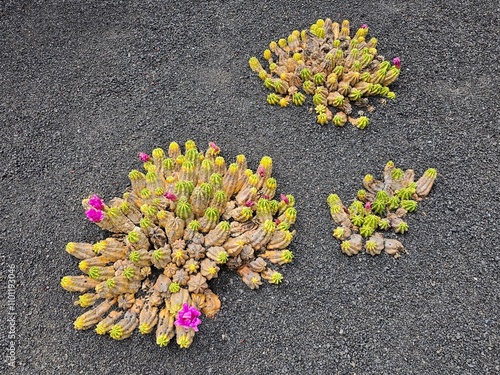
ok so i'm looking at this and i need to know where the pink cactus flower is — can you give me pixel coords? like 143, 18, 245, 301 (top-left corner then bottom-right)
364, 201, 372, 211
361, 24, 368, 29
139, 152, 150, 162
164, 192, 177, 201
245, 200, 255, 207
85, 208, 104, 223
209, 142, 220, 153
262, 194, 269, 200
257, 166, 265, 177
392, 57, 401, 69
174, 303, 202, 332
280, 194, 289, 205
88, 194, 105, 210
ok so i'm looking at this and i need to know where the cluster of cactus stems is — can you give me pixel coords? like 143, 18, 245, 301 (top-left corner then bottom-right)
327, 162, 437, 257
249, 19, 401, 128
61, 141, 297, 348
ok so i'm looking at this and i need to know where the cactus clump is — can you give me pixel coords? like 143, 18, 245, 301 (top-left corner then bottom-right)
62, 141, 297, 348
327, 162, 437, 257
248, 19, 401, 128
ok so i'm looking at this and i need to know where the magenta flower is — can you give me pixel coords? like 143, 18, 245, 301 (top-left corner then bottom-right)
174, 303, 202, 332
361, 23, 368, 29
262, 194, 269, 200
257, 166, 265, 177
245, 200, 255, 207
209, 142, 220, 153
88, 194, 105, 210
164, 192, 177, 201
392, 57, 401, 69
85, 208, 104, 223
364, 201, 372, 211
280, 193, 289, 205
139, 152, 150, 162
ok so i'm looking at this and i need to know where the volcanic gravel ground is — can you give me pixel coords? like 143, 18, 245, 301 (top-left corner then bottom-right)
0, 1, 498, 374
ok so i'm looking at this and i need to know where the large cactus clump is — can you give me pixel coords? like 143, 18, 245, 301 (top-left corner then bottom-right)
249, 19, 401, 128
61, 141, 297, 348
327, 162, 437, 257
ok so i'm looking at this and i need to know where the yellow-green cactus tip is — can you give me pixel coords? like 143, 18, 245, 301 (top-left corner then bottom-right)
281, 250, 294, 263
219, 221, 231, 232
317, 113, 329, 125
128, 169, 143, 180
356, 116, 370, 129
333, 227, 344, 239
122, 266, 135, 280
397, 221, 409, 233
157, 334, 170, 347
152, 147, 165, 159
365, 240, 377, 252
88, 266, 101, 279
267, 93, 280, 105
258, 70, 268, 80
95, 322, 108, 335
178, 335, 191, 349
292, 92, 306, 106
425, 168, 437, 178
278, 97, 289, 107
106, 207, 120, 219
248, 56, 260, 70
169, 282, 181, 293
106, 278, 116, 288
109, 325, 124, 340
357, 189, 367, 200
188, 220, 200, 231
65, 242, 76, 254
263, 220, 276, 233
73, 317, 86, 330
127, 231, 140, 243
60, 276, 73, 289
129, 251, 141, 263
391, 168, 404, 180
139, 217, 152, 229
401, 200, 418, 212
139, 323, 151, 335
284, 207, 297, 221
93, 241, 106, 254
78, 294, 95, 308
359, 225, 374, 237
278, 38, 287, 48
217, 251, 229, 264
341, 240, 351, 251
329, 204, 341, 215
379, 219, 390, 230
326, 193, 340, 206
270, 272, 283, 284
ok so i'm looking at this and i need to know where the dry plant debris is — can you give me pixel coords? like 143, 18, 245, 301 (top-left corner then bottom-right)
249, 19, 401, 128
61, 141, 297, 348
327, 161, 437, 257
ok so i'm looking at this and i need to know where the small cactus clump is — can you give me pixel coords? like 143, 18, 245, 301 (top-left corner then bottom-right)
62, 141, 297, 348
249, 19, 401, 128
327, 162, 437, 257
